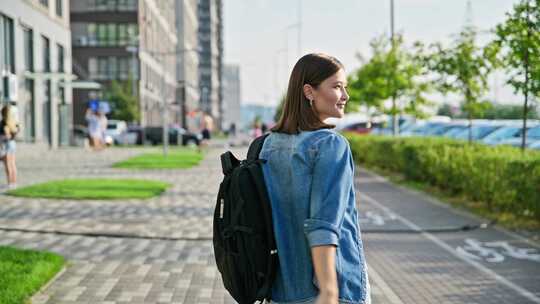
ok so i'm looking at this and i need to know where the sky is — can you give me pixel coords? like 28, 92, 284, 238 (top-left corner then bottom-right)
223, 0, 524, 108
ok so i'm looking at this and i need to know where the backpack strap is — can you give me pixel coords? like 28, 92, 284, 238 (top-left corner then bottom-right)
247, 133, 270, 161
220, 151, 239, 176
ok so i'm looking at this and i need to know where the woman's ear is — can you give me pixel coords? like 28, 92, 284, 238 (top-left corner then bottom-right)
303, 84, 314, 101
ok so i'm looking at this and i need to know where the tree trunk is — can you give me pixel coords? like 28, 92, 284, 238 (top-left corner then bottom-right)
521, 0, 531, 151
392, 95, 398, 136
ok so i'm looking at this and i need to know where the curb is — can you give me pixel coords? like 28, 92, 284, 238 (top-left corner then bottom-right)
30, 265, 68, 304
358, 167, 540, 248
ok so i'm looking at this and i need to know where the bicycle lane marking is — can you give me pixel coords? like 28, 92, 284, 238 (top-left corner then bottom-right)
361, 192, 540, 304
359, 169, 540, 249
365, 262, 405, 304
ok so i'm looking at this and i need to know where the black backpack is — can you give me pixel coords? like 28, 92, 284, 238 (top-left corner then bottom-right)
213, 134, 279, 304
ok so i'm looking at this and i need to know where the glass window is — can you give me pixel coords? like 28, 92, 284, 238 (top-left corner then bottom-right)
108, 56, 117, 78
133, 57, 139, 80
107, 23, 117, 46
118, 23, 127, 45
98, 57, 108, 79
24, 79, 36, 139
0, 15, 15, 73
57, 44, 64, 72
96, 0, 107, 11
97, 24, 107, 46
117, 0, 127, 11
43, 80, 51, 143
88, 57, 98, 79
42, 35, 50, 72
58, 86, 65, 104
119, 57, 128, 79
56, 0, 63, 17
88, 23, 97, 46
23, 27, 33, 72
107, 0, 116, 10
127, 24, 138, 44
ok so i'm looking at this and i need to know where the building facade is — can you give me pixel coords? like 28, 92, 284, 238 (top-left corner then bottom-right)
70, 0, 177, 127
0, 0, 73, 148
198, 0, 223, 130
175, 0, 199, 131
222, 64, 241, 132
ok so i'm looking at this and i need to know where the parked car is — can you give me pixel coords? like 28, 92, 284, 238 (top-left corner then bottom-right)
104, 120, 128, 145
422, 123, 457, 137
498, 125, 540, 147
72, 125, 89, 147
481, 126, 524, 146
126, 125, 145, 145
528, 140, 540, 150
452, 124, 502, 141
144, 126, 202, 146
340, 122, 373, 135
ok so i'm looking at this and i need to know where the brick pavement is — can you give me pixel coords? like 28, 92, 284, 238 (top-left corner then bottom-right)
2, 142, 536, 303
0, 143, 393, 303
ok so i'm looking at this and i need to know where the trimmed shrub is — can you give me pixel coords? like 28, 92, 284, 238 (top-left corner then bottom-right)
345, 133, 540, 220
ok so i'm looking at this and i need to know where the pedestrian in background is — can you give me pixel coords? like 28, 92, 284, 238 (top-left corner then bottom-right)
252, 120, 263, 138
98, 110, 108, 147
0, 104, 19, 189
199, 111, 214, 152
85, 108, 103, 150
260, 53, 371, 304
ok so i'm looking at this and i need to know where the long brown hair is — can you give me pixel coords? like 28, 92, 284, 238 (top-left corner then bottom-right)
272, 53, 344, 134
1, 105, 17, 134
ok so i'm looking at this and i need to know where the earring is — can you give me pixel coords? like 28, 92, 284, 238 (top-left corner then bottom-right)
309, 99, 313, 107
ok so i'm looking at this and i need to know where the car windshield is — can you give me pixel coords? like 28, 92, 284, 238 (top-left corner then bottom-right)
455, 126, 499, 139
433, 125, 454, 135
107, 124, 116, 129
483, 127, 520, 140
475, 126, 500, 139
444, 126, 467, 136
423, 123, 447, 135
528, 127, 540, 139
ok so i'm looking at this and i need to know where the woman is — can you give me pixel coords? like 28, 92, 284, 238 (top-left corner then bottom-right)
0, 105, 18, 189
85, 108, 103, 150
260, 53, 370, 304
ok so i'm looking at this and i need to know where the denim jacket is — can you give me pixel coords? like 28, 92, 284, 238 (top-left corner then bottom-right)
260, 129, 368, 304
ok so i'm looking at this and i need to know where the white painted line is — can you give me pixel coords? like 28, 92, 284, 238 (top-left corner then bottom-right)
361, 193, 540, 304
367, 263, 405, 304
358, 168, 540, 249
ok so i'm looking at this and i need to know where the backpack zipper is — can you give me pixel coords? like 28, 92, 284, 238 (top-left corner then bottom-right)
219, 198, 225, 218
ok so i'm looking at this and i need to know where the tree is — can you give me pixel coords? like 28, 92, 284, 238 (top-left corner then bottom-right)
106, 76, 140, 123
428, 26, 499, 143
348, 35, 432, 133
437, 103, 455, 117
494, 0, 540, 150
482, 103, 538, 119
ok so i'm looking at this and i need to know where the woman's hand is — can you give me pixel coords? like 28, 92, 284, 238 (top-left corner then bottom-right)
311, 245, 339, 304
315, 290, 339, 304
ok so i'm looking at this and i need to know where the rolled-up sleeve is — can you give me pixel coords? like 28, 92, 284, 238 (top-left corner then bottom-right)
304, 134, 353, 247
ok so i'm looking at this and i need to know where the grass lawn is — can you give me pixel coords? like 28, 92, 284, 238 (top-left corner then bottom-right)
6, 179, 170, 200
112, 148, 204, 169
365, 165, 540, 231
0, 246, 64, 304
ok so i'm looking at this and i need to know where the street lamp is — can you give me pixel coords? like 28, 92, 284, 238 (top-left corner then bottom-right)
126, 46, 200, 156
147, 47, 200, 156
389, 0, 399, 136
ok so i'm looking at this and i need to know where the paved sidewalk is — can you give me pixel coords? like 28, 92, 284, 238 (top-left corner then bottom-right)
0, 143, 538, 303
0, 144, 393, 303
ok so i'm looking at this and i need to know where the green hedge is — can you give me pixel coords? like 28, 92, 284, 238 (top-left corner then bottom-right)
345, 134, 540, 220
